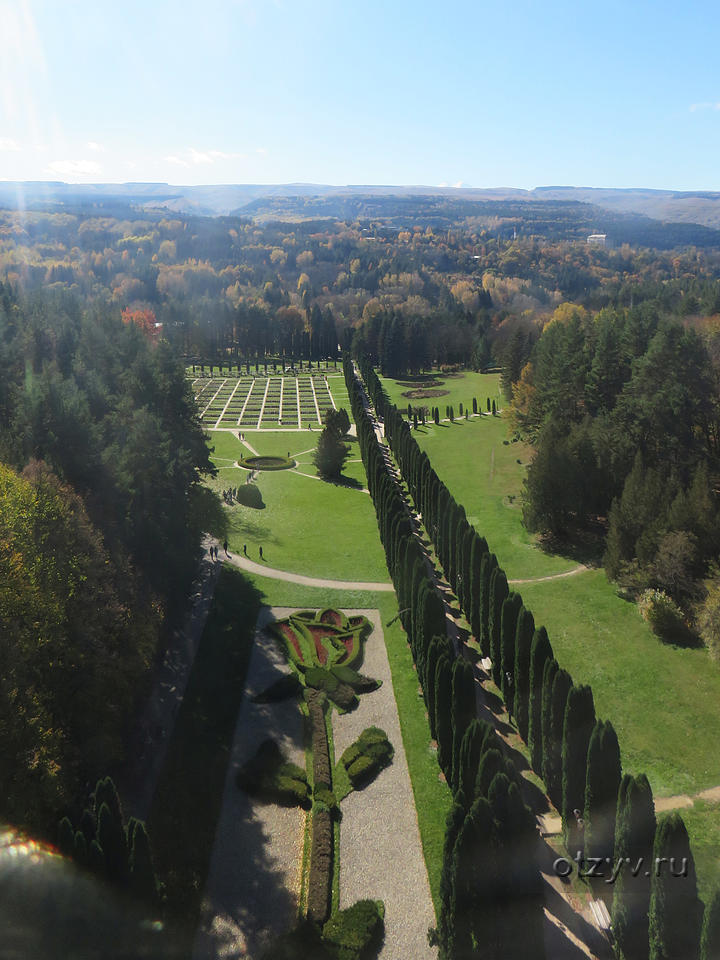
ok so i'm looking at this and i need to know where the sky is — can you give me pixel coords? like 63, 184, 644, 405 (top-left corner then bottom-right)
2, 0, 720, 191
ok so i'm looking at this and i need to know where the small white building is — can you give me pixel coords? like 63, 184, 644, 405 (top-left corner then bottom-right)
587, 233, 607, 246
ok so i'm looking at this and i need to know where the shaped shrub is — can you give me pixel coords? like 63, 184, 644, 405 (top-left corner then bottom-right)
236, 739, 310, 807
341, 727, 393, 789
322, 899, 385, 960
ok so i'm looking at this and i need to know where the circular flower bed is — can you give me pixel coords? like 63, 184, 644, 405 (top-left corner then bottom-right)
400, 388, 450, 399
238, 455, 295, 471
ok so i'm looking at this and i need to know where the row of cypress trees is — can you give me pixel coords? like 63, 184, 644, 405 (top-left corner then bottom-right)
58, 776, 159, 905
352, 356, 720, 960
344, 358, 547, 959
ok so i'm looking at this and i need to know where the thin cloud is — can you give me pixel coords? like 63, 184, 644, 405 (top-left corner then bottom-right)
46, 159, 102, 176
689, 102, 720, 112
86, 141, 105, 152
165, 147, 246, 167
0, 137, 21, 152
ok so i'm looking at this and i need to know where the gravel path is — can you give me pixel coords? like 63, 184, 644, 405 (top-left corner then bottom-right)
333, 610, 437, 960
193, 607, 306, 960
221, 551, 394, 592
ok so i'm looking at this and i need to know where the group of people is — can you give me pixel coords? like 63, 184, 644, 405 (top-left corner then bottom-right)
209, 541, 264, 561
209, 541, 229, 561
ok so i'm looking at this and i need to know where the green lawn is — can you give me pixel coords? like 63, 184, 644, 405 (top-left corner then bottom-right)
391, 406, 577, 580
381, 370, 504, 417
205, 430, 387, 582
239, 570, 452, 917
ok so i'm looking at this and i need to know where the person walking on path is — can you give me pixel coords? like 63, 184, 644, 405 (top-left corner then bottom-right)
259, 546, 264, 561
243, 544, 247, 556
223, 539, 229, 557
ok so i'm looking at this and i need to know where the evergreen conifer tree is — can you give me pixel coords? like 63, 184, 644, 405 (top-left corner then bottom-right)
649, 813, 703, 960
450, 659, 476, 793
701, 888, 720, 960
500, 591, 523, 705
435, 656, 454, 777
488, 568, 509, 685
544, 667, 572, 810
561, 684, 595, 854
612, 773, 656, 960
513, 606, 535, 741
583, 719, 622, 862
528, 626, 553, 774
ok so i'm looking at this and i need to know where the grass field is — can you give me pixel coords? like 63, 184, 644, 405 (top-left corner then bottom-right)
382, 373, 578, 580
205, 430, 388, 582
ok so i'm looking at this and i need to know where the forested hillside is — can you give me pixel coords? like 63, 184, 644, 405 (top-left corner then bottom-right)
0, 282, 213, 834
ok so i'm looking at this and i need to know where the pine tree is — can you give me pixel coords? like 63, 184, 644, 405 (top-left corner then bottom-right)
540, 657, 559, 787
561, 684, 595, 854
513, 606, 535, 742
649, 813, 703, 960
479, 552, 498, 656
488, 567, 509, 685
701, 888, 720, 960
543, 667, 572, 811
613, 773, 657, 960
435, 656, 454, 778
129, 819, 159, 903
476, 747, 505, 798
437, 801, 468, 956
450, 658, 476, 794
528, 626, 553, 774
583, 719, 622, 862
468, 533, 488, 642
456, 719, 492, 805
57, 817, 75, 857
450, 798, 499, 958
500, 591, 523, 706
97, 801, 129, 884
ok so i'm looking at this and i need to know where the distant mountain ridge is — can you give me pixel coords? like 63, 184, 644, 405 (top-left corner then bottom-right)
2, 180, 720, 229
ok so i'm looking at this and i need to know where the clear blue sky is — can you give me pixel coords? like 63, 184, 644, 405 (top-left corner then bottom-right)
2, 0, 720, 190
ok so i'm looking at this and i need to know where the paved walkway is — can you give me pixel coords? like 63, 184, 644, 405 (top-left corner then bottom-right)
125, 537, 223, 820
193, 607, 306, 960
509, 564, 588, 585
333, 610, 437, 960
220, 549, 394, 592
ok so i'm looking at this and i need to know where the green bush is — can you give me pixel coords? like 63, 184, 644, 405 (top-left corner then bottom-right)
638, 589, 690, 642
236, 739, 310, 807
341, 727, 393, 789
308, 808, 333, 924
323, 899, 385, 960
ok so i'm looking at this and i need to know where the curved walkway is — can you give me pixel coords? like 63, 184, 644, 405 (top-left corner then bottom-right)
221, 549, 394, 592
509, 563, 589, 585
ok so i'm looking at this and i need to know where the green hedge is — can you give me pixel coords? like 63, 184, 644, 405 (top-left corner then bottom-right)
238, 455, 295, 471
330, 664, 381, 693
308, 807, 333, 925
305, 666, 357, 711
340, 727, 393, 790
323, 899, 385, 960
236, 739, 310, 807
